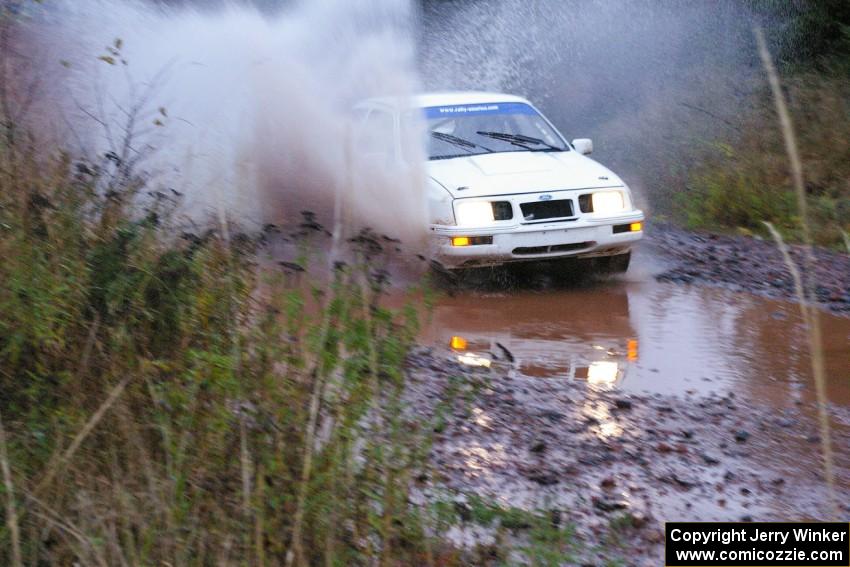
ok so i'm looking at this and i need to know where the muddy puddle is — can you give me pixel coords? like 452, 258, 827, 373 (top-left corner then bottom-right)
421, 271, 850, 408
411, 247, 850, 553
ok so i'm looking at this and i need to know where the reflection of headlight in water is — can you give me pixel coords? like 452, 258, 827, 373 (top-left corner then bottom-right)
457, 353, 492, 368
587, 360, 619, 385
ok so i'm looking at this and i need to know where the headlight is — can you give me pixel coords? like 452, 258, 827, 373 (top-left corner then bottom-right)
590, 191, 625, 214
455, 201, 494, 226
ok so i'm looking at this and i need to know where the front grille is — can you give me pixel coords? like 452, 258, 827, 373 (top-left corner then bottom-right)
520, 199, 574, 222
513, 241, 594, 255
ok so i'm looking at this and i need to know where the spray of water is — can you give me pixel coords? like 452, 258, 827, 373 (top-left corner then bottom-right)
25, 0, 427, 245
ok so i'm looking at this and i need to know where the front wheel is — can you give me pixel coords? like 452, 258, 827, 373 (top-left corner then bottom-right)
598, 251, 631, 274
578, 251, 631, 276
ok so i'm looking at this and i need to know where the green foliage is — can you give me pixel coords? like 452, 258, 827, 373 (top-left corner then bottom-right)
679, 71, 850, 248
431, 494, 580, 566
678, 2, 850, 244
0, 139, 440, 565
747, 0, 850, 67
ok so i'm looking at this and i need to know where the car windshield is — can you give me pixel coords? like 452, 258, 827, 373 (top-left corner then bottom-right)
420, 102, 569, 160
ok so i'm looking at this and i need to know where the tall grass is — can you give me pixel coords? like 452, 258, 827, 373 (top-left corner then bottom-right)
0, 126, 442, 564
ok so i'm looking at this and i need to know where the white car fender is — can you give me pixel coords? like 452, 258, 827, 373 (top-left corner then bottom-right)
427, 176, 455, 226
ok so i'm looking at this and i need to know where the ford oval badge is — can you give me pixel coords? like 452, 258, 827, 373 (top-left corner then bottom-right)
539, 194, 552, 201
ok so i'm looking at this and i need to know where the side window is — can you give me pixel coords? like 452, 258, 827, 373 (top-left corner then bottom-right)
352, 107, 370, 125
400, 110, 426, 164
356, 109, 395, 160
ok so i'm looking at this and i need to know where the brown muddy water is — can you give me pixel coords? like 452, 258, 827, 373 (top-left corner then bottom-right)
414, 246, 850, 528
421, 269, 850, 408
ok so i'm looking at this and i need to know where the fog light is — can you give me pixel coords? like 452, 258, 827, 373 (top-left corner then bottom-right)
452, 236, 470, 247
630, 222, 643, 232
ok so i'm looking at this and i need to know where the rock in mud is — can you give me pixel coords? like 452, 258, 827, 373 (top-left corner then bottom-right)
593, 496, 629, 512
700, 452, 720, 465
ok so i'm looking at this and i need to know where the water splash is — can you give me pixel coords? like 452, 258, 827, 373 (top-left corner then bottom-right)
31, 0, 427, 242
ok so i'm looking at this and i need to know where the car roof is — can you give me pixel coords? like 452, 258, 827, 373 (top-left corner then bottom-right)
359, 91, 532, 111
414, 91, 530, 107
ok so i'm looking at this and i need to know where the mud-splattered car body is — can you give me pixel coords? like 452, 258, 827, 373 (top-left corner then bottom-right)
357, 92, 645, 271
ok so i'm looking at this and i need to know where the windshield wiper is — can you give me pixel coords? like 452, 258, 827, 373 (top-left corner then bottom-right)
476, 131, 563, 152
430, 154, 470, 161
431, 131, 493, 153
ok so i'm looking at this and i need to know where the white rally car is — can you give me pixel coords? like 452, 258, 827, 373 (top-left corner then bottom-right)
358, 91, 644, 272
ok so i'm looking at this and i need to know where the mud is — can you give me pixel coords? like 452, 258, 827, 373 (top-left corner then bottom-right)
406, 347, 850, 565
651, 223, 850, 315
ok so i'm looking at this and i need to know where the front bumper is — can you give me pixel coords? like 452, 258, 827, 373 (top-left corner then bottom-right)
431, 211, 645, 269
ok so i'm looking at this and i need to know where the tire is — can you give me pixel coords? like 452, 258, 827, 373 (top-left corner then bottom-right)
601, 251, 631, 275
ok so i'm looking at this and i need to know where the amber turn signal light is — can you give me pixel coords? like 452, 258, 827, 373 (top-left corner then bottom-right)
450, 336, 468, 350
451, 235, 493, 247
630, 222, 643, 232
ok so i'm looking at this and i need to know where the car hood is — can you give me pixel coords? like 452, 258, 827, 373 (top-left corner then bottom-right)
427, 151, 624, 198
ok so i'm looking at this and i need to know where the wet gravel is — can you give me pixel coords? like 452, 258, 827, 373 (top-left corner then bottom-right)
406, 347, 850, 566
650, 223, 850, 315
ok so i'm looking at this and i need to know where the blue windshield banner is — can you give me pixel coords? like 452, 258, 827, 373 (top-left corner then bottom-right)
423, 102, 537, 119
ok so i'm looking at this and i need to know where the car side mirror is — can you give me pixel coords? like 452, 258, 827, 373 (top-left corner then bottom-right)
572, 138, 593, 155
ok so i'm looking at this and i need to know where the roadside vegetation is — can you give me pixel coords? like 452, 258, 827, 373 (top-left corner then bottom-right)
678, 1, 850, 248
0, 131, 435, 564
681, 69, 850, 247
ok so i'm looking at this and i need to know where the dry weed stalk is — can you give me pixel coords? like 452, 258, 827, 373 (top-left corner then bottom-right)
0, 411, 22, 567
287, 128, 352, 567
34, 373, 134, 496
755, 27, 838, 519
